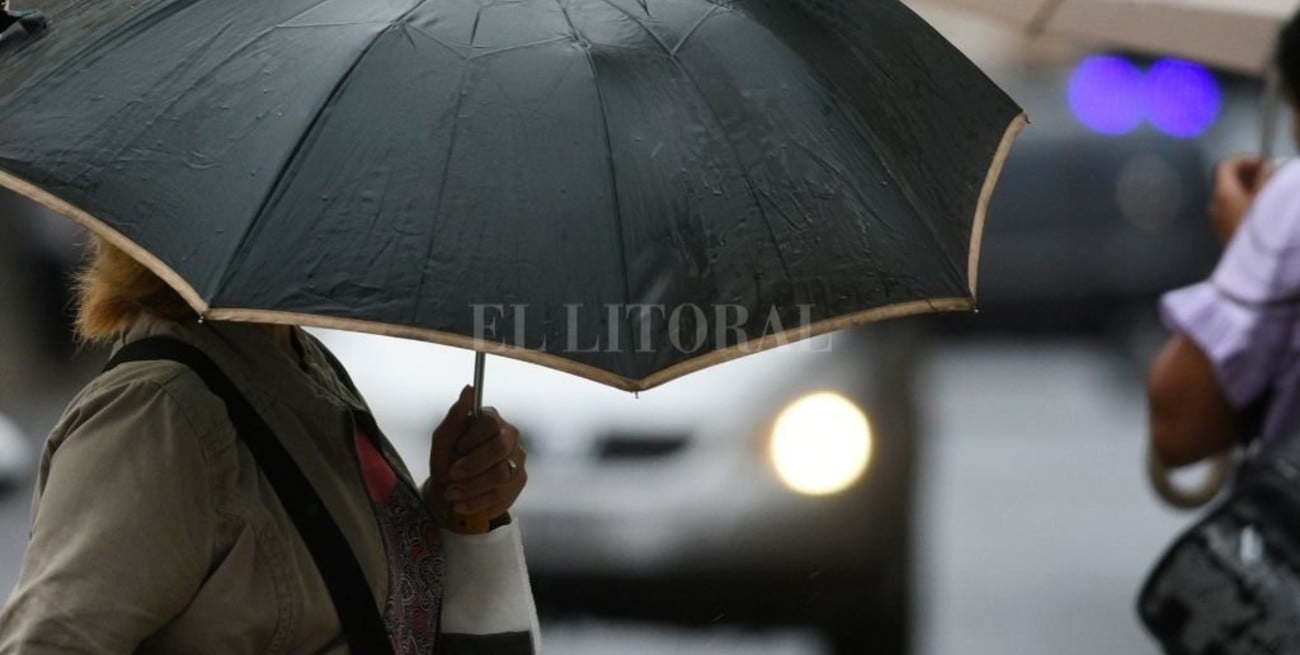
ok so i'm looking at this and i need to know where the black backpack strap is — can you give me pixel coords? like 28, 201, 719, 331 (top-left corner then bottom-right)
104, 337, 393, 655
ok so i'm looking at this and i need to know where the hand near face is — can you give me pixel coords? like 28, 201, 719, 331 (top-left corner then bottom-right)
1210, 155, 1273, 246
425, 386, 528, 534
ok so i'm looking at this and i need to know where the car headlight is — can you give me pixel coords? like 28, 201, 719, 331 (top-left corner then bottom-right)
768, 392, 872, 496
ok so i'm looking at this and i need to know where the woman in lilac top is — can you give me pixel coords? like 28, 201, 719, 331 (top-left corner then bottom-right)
1148, 14, 1300, 468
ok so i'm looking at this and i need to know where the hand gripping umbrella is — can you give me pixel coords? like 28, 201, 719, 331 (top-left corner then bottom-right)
0, 1, 1023, 391
0, 0, 1024, 533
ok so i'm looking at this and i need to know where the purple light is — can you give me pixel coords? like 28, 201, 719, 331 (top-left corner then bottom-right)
1145, 59, 1222, 139
1068, 55, 1146, 135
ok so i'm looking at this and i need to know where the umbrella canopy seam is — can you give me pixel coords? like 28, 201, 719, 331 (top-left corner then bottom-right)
209, 0, 432, 306
407, 59, 473, 326
597, 0, 796, 282
553, 0, 634, 325
671, 4, 721, 56
812, 5, 970, 292
1027, 0, 1064, 33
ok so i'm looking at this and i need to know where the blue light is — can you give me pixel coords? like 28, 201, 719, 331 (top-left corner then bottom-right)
1067, 56, 1222, 138
1146, 59, 1221, 139
1068, 55, 1146, 135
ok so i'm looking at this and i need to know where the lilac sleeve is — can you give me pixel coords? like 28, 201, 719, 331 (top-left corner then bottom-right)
1160, 162, 1300, 408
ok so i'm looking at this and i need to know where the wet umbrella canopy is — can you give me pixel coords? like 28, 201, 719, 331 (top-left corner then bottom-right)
0, 0, 1023, 391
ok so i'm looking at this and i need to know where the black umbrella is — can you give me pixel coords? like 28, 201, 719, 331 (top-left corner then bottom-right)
0, 0, 1024, 391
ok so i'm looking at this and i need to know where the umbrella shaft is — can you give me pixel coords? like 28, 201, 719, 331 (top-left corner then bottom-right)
451, 352, 491, 535
1262, 68, 1281, 162
472, 352, 486, 417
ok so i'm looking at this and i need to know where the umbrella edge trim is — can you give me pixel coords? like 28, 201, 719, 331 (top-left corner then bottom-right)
969, 111, 1029, 298
0, 168, 213, 315
202, 296, 975, 392
0, 169, 987, 393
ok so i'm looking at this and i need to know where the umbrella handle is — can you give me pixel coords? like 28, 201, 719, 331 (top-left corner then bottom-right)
1146, 449, 1233, 510
449, 353, 492, 534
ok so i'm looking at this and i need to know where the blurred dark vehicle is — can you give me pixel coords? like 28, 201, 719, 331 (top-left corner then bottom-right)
936, 52, 1232, 338
0, 413, 31, 493
958, 133, 1218, 336
319, 323, 924, 655
0, 189, 75, 494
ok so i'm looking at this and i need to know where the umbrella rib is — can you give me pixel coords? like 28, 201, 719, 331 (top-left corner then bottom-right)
1028, 0, 1066, 34
801, 22, 970, 290
402, 23, 471, 59
596, 0, 793, 281
469, 36, 576, 59
553, 0, 635, 309
404, 20, 572, 59
15, 3, 350, 189
471, 4, 484, 46
211, 0, 434, 303
57, 19, 241, 189
670, 4, 719, 56
0, 0, 213, 99
274, 20, 396, 30
407, 62, 474, 326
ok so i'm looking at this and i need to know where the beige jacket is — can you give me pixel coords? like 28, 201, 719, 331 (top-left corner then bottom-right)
0, 315, 539, 654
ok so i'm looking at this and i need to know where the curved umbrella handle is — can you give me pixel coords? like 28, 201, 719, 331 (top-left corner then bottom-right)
1146, 449, 1233, 510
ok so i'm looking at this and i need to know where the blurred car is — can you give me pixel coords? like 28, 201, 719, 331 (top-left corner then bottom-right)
316, 322, 924, 655
938, 56, 1224, 338
0, 411, 32, 493
967, 133, 1218, 334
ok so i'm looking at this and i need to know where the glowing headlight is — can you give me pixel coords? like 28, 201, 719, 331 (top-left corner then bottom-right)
769, 392, 872, 496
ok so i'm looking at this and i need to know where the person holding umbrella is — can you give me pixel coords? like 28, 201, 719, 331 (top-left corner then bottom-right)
0, 236, 540, 653
1146, 11, 1300, 475
1139, 9, 1300, 651
0, 0, 1028, 652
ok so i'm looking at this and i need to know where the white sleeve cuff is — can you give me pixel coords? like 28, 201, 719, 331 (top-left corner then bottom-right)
439, 519, 542, 648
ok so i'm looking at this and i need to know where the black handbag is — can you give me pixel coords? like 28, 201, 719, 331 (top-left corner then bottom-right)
1138, 430, 1300, 655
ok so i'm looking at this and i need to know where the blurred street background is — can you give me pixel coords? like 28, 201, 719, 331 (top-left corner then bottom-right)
0, 2, 1288, 653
